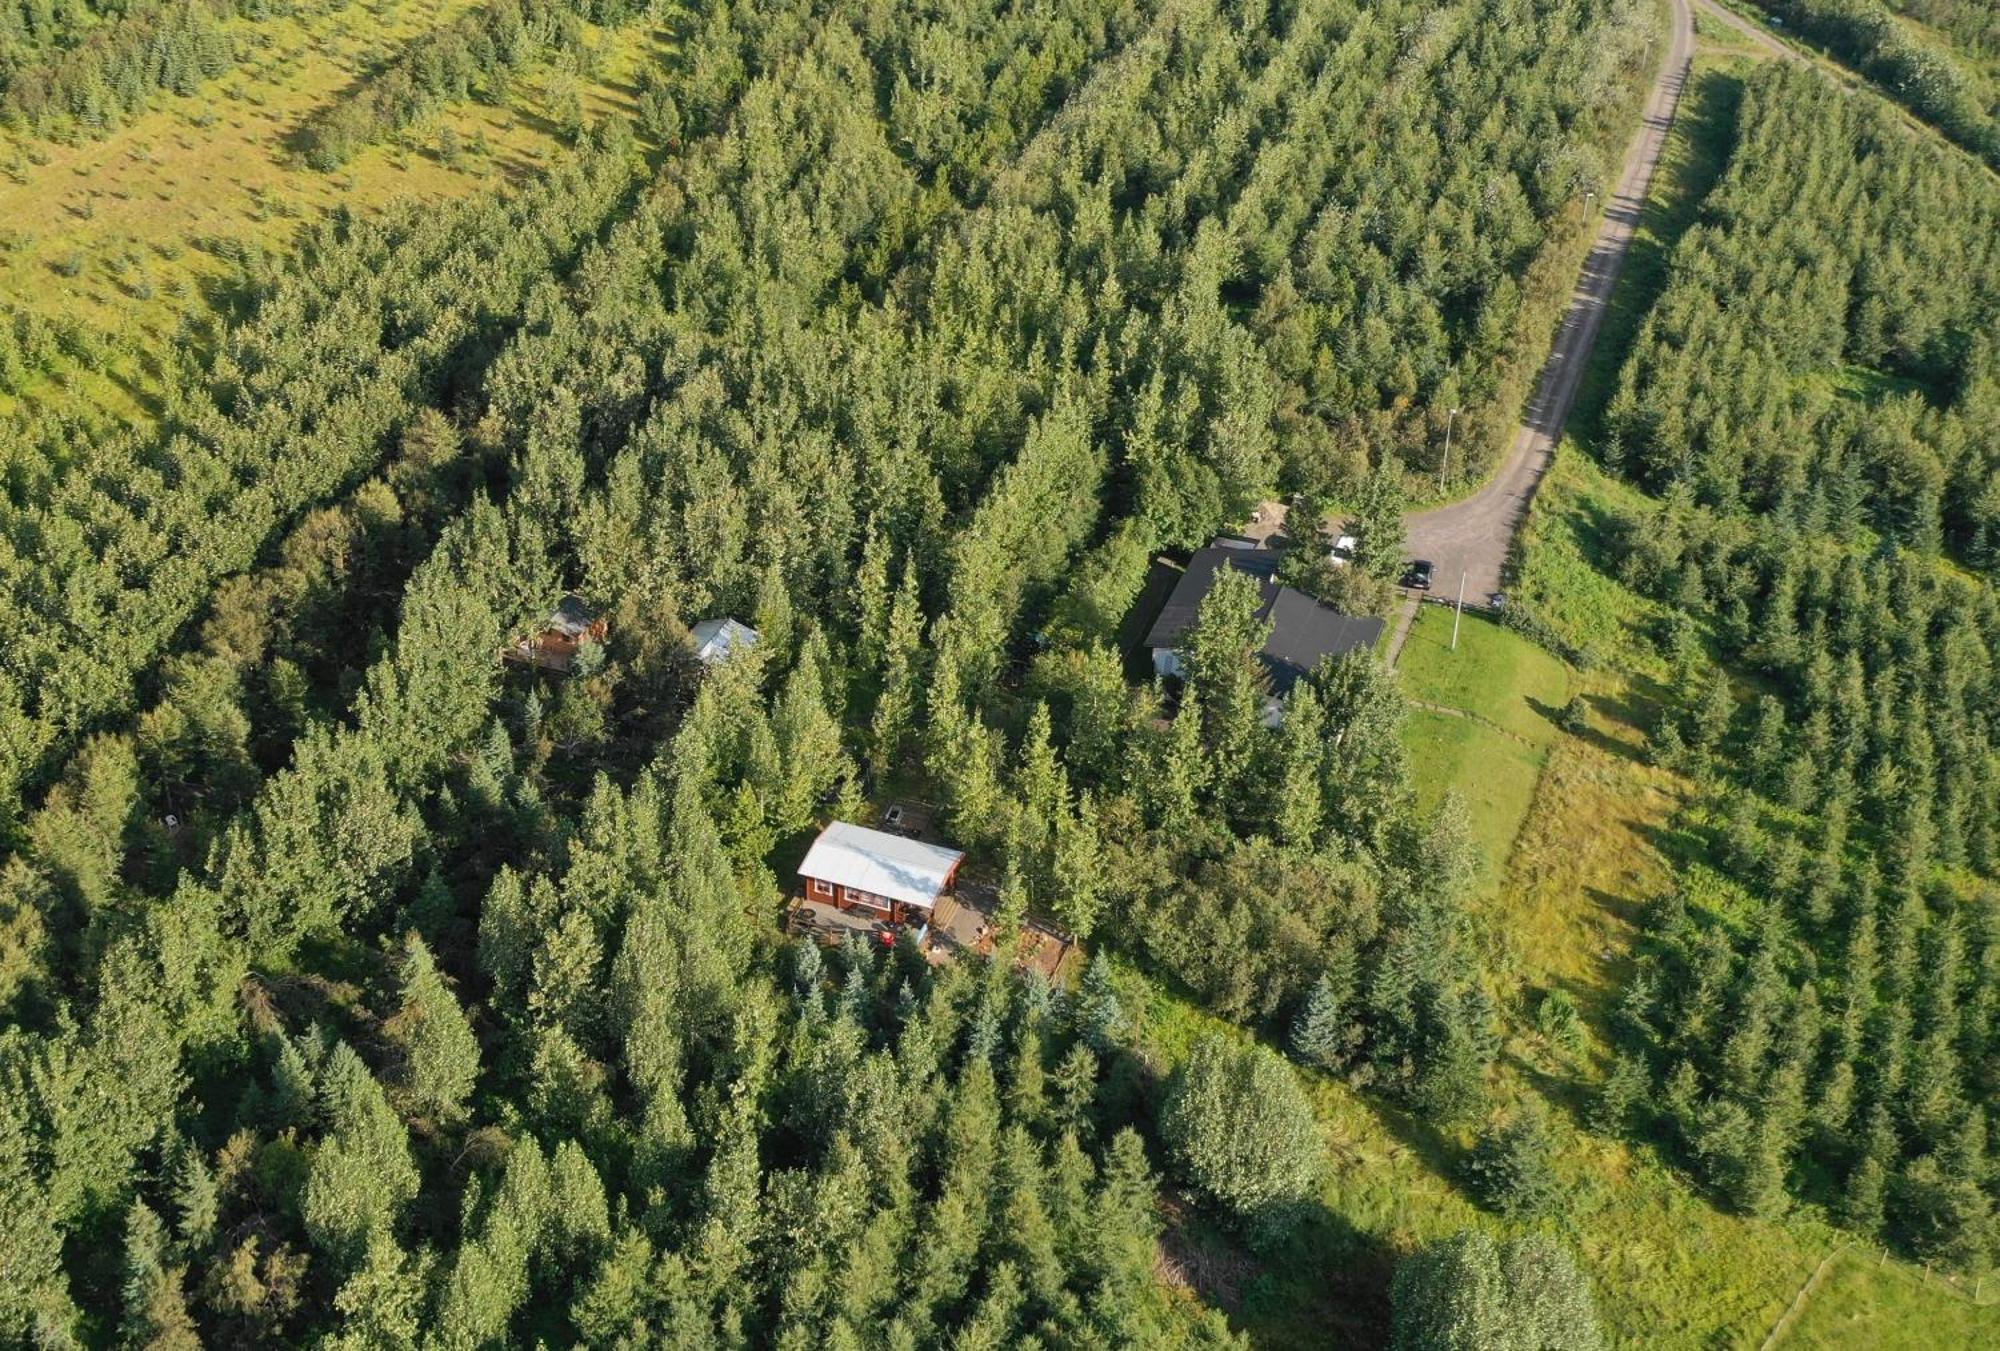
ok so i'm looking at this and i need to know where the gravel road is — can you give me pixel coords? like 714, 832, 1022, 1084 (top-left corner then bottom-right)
1399, 0, 1696, 609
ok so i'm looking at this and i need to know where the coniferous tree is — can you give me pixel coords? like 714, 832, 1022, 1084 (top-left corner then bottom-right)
1291, 969, 1352, 1072
121, 1201, 199, 1350
1592, 1051, 1650, 1136
1466, 1102, 1566, 1221
386, 933, 481, 1126
301, 1043, 421, 1269
1177, 567, 1271, 801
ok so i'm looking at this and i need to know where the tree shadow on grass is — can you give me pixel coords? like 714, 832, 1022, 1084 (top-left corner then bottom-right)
1631, 816, 1712, 874
1525, 694, 1649, 763
103, 362, 169, 424
1501, 1044, 1595, 1134
1162, 1188, 1403, 1348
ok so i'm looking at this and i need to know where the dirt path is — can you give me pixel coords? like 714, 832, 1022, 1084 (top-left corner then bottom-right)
1384, 593, 1421, 669
1692, 0, 1798, 62
1400, 0, 1695, 606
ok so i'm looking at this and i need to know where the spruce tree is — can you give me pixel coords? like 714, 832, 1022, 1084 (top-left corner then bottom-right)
1290, 970, 1351, 1071
387, 933, 481, 1125
121, 1201, 199, 1350
1077, 954, 1127, 1053
302, 1043, 421, 1268
1049, 1043, 1098, 1135
1591, 1051, 1649, 1136
1466, 1103, 1566, 1221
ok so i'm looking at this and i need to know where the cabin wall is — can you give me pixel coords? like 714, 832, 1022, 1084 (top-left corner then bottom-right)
802, 872, 928, 925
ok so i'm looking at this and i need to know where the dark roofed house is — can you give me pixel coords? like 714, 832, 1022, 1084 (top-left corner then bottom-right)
506, 594, 608, 674
1144, 541, 1384, 716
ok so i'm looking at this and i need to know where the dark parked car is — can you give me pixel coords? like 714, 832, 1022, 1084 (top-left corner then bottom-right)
1403, 559, 1434, 591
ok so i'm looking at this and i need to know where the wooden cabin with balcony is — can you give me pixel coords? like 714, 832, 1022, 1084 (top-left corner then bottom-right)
506, 594, 608, 674
795, 821, 964, 926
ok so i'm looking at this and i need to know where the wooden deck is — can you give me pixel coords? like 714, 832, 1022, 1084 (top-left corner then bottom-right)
922, 891, 1077, 982
785, 898, 899, 948
784, 889, 1077, 981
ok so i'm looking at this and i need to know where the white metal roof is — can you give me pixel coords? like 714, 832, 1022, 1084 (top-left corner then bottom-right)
797, 821, 964, 910
690, 616, 760, 664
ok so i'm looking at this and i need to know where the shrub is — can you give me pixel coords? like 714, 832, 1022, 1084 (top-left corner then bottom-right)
1392, 1230, 1604, 1351
1159, 1034, 1323, 1244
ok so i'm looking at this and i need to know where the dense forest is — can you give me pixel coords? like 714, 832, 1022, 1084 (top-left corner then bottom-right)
1893, 0, 2000, 58
0, 0, 1663, 1342
1595, 62, 2000, 1270
1752, 0, 2000, 165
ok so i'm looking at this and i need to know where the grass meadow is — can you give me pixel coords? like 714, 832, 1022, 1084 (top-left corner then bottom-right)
0, 0, 665, 424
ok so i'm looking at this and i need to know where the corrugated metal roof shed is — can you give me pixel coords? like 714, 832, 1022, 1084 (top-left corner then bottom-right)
797, 822, 964, 911
690, 616, 761, 664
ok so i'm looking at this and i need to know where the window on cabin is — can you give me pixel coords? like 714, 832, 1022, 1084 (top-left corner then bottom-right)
810, 877, 832, 899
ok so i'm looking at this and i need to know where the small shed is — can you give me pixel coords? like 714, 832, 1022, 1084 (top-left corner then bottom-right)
797, 821, 964, 924
690, 616, 761, 666
507, 595, 608, 674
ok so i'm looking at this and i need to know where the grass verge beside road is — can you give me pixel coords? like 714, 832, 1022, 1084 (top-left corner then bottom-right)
1399, 605, 1571, 899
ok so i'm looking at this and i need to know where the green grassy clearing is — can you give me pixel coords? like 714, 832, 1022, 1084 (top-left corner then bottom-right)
1398, 605, 1571, 744
1403, 710, 1546, 900
0, 0, 663, 424
1782, 1247, 2000, 1347
1695, 7, 1764, 47
1397, 606, 1571, 899
1812, 361, 1936, 405
1511, 446, 1668, 672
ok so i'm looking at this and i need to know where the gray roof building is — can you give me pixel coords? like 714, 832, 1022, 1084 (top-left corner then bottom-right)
689, 617, 761, 665
1143, 544, 1384, 695
798, 821, 965, 914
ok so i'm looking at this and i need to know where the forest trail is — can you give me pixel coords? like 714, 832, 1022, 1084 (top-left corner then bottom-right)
1400, 0, 1695, 606
1691, 0, 1797, 63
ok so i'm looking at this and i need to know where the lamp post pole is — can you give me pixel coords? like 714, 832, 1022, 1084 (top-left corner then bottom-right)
1438, 406, 1460, 495
1452, 571, 1467, 651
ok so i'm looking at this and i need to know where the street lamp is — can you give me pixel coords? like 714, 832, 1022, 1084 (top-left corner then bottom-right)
1438, 406, 1460, 494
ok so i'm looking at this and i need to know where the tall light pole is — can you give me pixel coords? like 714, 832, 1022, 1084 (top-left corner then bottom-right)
1438, 406, 1460, 494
